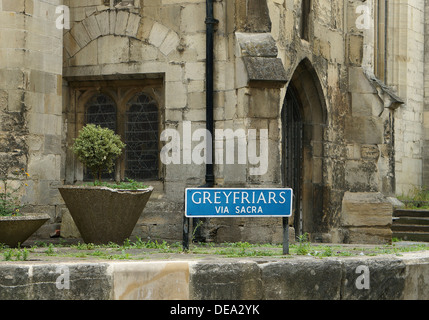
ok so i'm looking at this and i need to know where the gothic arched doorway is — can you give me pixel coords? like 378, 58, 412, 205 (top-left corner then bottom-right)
282, 59, 327, 240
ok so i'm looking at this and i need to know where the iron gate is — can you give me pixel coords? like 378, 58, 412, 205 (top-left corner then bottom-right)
282, 87, 303, 237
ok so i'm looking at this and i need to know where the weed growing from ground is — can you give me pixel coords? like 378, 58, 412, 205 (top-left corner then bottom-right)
1, 237, 429, 261
2, 248, 29, 261
295, 233, 312, 255
0, 169, 30, 216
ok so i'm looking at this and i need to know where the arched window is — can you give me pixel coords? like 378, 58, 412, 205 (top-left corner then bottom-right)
75, 86, 161, 183
125, 93, 159, 180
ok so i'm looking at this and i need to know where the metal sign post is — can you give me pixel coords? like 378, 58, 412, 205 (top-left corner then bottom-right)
283, 217, 289, 255
184, 188, 293, 255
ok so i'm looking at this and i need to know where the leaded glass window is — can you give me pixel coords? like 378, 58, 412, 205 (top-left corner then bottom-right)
82, 91, 159, 182
86, 93, 117, 131
125, 93, 159, 180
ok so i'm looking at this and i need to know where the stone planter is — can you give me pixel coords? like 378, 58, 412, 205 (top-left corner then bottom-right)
0, 214, 50, 248
58, 185, 153, 245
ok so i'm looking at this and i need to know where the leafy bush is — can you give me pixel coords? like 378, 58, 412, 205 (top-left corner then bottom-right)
72, 124, 126, 182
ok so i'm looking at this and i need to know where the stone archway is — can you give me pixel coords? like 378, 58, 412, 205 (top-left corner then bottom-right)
63, 11, 180, 63
282, 59, 327, 239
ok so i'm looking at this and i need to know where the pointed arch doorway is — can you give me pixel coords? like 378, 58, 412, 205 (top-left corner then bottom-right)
282, 59, 327, 240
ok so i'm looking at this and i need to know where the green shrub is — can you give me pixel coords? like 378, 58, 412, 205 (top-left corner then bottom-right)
72, 124, 126, 182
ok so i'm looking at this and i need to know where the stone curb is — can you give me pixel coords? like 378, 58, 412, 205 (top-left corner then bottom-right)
1, 251, 428, 300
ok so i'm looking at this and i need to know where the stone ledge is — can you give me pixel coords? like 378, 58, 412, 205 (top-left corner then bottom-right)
1, 251, 429, 300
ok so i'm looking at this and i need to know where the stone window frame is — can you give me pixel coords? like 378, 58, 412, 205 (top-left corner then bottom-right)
67, 79, 164, 183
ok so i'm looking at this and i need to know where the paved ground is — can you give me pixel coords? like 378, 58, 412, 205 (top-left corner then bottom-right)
1, 237, 428, 263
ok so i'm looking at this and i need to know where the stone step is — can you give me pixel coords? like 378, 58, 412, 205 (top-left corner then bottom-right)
394, 209, 429, 218
392, 232, 429, 242
391, 224, 429, 233
392, 217, 429, 226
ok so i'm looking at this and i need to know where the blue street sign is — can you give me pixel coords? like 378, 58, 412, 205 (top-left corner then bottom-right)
185, 188, 293, 218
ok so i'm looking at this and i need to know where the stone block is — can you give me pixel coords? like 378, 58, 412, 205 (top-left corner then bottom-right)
360, 145, 380, 160
235, 0, 271, 33
129, 40, 158, 62
0, 265, 32, 299
2, 0, 25, 12
70, 40, 98, 66
190, 261, 262, 300
125, 13, 141, 37
114, 10, 129, 35
70, 22, 91, 49
346, 227, 393, 245
30, 263, 111, 300
165, 81, 187, 108
27, 153, 61, 181
349, 67, 377, 94
0, 89, 7, 111
160, 5, 181, 33
248, 88, 280, 118
341, 258, 406, 300
235, 32, 278, 57
241, 57, 288, 86
27, 112, 61, 136
112, 262, 190, 300
351, 93, 383, 117
0, 69, 26, 91
0, 263, 112, 300
180, 4, 206, 33
149, 22, 169, 48
82, 15, 102, 40
63, 32, 81, 57
159, 31, 179, 56
342, 192, 392, 228
97, 35, 130, 64
109, 10, 117, 34
341, 192, 393, 244
95, 11, 110, 36
348, 34, 363, 65
184, 62, 205, 81
261, 259, 343, 300
0, 11, 24, 30
345, 115, 384, 144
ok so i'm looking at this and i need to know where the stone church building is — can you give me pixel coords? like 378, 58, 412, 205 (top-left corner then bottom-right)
0, 0, 427, 244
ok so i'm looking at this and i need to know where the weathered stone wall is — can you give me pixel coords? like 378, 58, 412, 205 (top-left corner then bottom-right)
61, 0, 289, 244
385, 0, 426, 196
0, 0, 63, 235
267, 0, 350, 242
339, 0, 427, 240
2, 0, 426, 245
